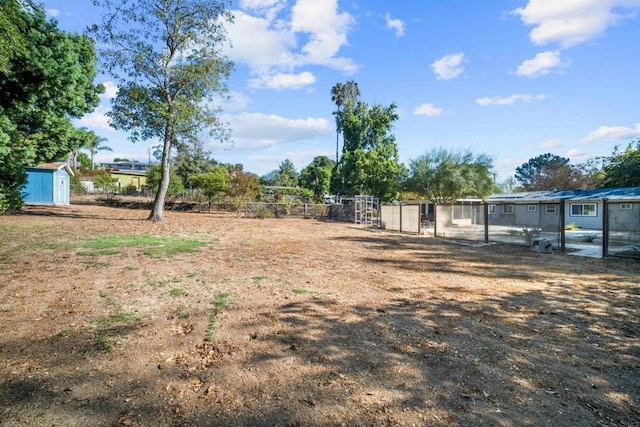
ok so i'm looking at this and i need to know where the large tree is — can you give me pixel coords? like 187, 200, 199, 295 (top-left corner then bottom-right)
331, 80, 359, 163
406, 148, 494, 204
333, 99, 404, 202
300, 156, 335, 201
514, 153, 587, 191
0, 2, 102, 212
91, 0, 233, 221
600, 140, 640, 188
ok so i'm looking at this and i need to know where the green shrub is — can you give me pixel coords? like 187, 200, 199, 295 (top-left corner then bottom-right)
255, 207, 273, 219
520, 228, 542, 245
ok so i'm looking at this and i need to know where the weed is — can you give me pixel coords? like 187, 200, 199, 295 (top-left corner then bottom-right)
252, 275, 268, 284
205, 292, 229, 342
170, 288, 188, 297
81, 260, 110, 268
260, 264, 268, 272
581, 234, 598, 243
175, 306, 190, 320
565, 222, 578, 230
94, 311, 141, 326
506, 229, 520, 236
291, 288, 310, 294
94, 334, 112, 353
520, 228, 542, 245
99, 293, 118, 307
52, 329, 71, 340
77, 249, 122, 257
146, 279, 166, 289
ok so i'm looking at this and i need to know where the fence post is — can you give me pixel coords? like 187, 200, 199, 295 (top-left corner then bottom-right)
483, 202, 489, 243
559, 201, 566, 252
602, 198, 609, 258
433, 203, 438, 237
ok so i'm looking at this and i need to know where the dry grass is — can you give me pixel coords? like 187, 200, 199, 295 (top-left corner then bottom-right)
0, 204, 638, 426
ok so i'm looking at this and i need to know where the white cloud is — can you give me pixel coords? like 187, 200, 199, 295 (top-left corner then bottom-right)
431, 53, 464, 80
516, 50, 571, 77
413, 103, 444, 117
385, 13, 405, 37
77, 106, 112, 131
538, 138, 564, 149
512, 0, 640, 48
46, 8, 60, 18
565, 148, 594, 163
224, 112, 332, 150
226, 0, 357, 90
580, 122, 640, 143
100, 81, 118, 99
248, 71, 316, 90
220, 91, 251, 112
476, 93, 546, 106
290, 0, 356, 70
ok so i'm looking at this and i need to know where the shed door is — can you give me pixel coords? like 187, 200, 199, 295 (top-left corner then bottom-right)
58, 176, 67, 204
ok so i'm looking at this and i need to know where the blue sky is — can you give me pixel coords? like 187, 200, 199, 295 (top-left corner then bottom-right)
42, 0, 640, 181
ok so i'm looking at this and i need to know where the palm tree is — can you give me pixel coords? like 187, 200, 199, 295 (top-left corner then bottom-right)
84, 134, 112, 169
331, 82, 344, 164
331, 80, 360, 163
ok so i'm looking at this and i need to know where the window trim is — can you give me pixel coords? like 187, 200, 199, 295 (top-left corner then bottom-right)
527, 205, 537, 213
570, 203, 597, 217
620, 203, 632, 210
502, 204, 514, 214
545, 205, 558, 215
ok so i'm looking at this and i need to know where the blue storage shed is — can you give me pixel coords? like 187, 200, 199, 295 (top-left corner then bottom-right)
23, 162, 73, 205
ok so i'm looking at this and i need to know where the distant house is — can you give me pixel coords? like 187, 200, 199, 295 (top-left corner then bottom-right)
23, 162, 73, 205
100, 161, 153, 172
110, 170, 147, 192
488, 187, 640, 230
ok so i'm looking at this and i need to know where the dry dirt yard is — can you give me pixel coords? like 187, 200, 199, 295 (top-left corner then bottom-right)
0, 204, 638, 427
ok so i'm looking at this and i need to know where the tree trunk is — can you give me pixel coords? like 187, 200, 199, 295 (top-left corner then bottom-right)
148, 125, 173, 221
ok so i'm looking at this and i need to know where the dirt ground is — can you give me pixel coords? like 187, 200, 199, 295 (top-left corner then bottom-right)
1, 204, 638, 427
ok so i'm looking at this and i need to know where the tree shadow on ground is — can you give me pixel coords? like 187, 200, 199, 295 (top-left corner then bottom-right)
168, 277, 639, 426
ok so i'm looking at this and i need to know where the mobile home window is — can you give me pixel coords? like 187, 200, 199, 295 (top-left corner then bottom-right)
620, 203, 632, 210
570, 203, 597, 217
527, 205, 537, 213
545, 205, 557, 215
488, 204, 496, 214
502, 205, 514, 214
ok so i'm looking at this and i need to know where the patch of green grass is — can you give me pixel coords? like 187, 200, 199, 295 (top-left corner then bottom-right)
205, 292, 229, 342
52, 329, 71, 340
145, 276, 180, 289
94, 334, 112, 353
252, 275, 268, 284
170, 287, 188, 297
80, 260, 110, 268
291, 288, 310, 294
56, 234, 214, 258
98, 293, 118, 307
94, 311, 141, 326
175, 306, 190, 320
146, 280, 166, 289
77, 249, 122, 257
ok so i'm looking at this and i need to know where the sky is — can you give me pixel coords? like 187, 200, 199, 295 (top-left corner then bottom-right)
41, 0, 640, 181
